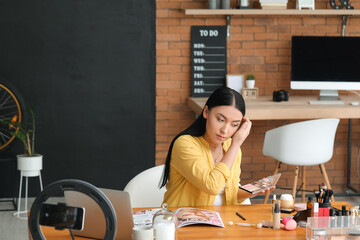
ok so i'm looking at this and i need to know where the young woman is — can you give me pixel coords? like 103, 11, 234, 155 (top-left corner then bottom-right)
160, 87, 273, 207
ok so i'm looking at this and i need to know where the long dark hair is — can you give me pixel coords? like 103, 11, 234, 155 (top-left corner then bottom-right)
159, 87, 246, 188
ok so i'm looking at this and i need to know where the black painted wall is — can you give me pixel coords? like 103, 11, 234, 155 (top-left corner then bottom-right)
0, 0, 155, 197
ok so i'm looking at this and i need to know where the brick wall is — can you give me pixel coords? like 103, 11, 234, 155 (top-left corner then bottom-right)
156, 0, 360, 193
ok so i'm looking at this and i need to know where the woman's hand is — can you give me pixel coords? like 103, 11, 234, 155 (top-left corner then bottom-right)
253, 186, 276, 196
237, 186, 276, 202
231, 117, 252, 147
219, 117, 252, 169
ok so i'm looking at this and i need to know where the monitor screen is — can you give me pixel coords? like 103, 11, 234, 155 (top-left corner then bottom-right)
291, 36, 360, 99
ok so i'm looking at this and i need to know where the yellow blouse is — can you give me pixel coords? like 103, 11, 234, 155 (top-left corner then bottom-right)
163, 135, 242, 207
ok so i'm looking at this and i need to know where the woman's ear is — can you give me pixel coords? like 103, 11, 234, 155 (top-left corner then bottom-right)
203, 105, 209, 119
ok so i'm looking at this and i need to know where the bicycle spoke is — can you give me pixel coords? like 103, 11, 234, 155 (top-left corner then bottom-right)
0, 95, 12, 109
0, 112, 17, 121
0, 82, 23, 150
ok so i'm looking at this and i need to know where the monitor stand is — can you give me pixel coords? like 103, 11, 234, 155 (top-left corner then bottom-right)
318, 90, 340, 101
308, 90, 344, 105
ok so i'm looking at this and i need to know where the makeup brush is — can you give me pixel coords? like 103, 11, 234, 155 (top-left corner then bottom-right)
236, 222, 263, 228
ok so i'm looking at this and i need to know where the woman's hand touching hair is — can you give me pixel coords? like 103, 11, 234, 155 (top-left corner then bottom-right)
231, 117, 252, 148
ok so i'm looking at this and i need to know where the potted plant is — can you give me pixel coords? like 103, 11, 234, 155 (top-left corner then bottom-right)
246, 73, 256, 88
0, 107, 42, 176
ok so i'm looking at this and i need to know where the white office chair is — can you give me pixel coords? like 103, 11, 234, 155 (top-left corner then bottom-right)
124, 165, 166, 208
241, 198, 251, 205
263, 118, 340, 203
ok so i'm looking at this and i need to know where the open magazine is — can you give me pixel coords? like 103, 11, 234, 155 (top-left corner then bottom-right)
133, 208, 161, 226
133, 207, 224, 228
175, 207, 224, 228
239, 173, 281, 194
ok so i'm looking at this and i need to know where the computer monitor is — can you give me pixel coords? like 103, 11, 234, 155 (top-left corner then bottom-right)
291, 36, 360, 100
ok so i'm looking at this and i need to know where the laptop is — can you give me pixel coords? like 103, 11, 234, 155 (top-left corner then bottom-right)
64, 188, 134, 240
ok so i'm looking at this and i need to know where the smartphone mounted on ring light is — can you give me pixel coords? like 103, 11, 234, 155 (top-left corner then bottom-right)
39, 203, 85, 230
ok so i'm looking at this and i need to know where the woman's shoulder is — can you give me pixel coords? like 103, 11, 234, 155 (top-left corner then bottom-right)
174, 135, 206, 150
172, 135, 204, 156
175, 134, 201, 145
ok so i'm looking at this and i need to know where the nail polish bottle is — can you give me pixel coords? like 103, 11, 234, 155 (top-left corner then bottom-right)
330, 208, 335, 228
337, 210, 342, 228
344, 210, 349, 227
342, 205, 347, 215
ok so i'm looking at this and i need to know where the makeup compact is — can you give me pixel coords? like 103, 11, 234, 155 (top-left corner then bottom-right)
239, 173, 281, 194
294, 203, 307, 212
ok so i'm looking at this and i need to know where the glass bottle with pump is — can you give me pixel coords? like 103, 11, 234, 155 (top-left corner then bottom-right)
273, 201, 281, 230
273, 201, 280, 230
271, 195, 277, 218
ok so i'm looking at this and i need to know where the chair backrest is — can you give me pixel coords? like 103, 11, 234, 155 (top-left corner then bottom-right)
263, 118, 340, 166
123, 165, 166, 208
241, 198, 251, 205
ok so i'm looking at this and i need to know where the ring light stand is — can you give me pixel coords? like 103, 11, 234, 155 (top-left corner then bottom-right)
28, 179, 117, 240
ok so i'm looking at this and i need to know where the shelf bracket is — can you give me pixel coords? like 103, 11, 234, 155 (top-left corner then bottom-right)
226, 15, 231, 37
342, 15, 349, 36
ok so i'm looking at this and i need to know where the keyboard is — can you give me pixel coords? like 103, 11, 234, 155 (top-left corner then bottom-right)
308, 100, 345, 105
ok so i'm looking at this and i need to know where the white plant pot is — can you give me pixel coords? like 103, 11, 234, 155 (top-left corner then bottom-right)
17, 154, 43, 177
246, 80, 255, 88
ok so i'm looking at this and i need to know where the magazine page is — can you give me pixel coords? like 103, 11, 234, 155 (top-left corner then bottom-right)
174, 207, 224, 228
240, 173, 281, 194
133, 208, 161, 226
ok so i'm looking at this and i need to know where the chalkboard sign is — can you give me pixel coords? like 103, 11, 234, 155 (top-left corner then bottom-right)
191, 26, 227, 97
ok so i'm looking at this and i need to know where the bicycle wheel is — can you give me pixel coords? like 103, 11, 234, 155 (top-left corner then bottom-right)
0, 78, 25, 151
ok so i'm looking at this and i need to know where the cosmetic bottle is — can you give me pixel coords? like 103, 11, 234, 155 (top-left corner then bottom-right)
307, 196, 313, 210
271, 195, 277, 218
337, 210, 342, 228
330, 208, 335, 228
344, 210, 349, 227
349, 208, 358, 227
311, 202, 319, 217
273, 201, 281, 230
342, 205, 347, 214
350, 207, 359, 216
311, 202, 319, 228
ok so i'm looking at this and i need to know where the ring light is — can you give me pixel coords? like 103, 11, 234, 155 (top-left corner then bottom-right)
29, 179, 117, 240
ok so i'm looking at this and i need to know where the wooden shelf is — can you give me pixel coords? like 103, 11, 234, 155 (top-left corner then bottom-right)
185, 9, 360, 16
188, 95, 360, 120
